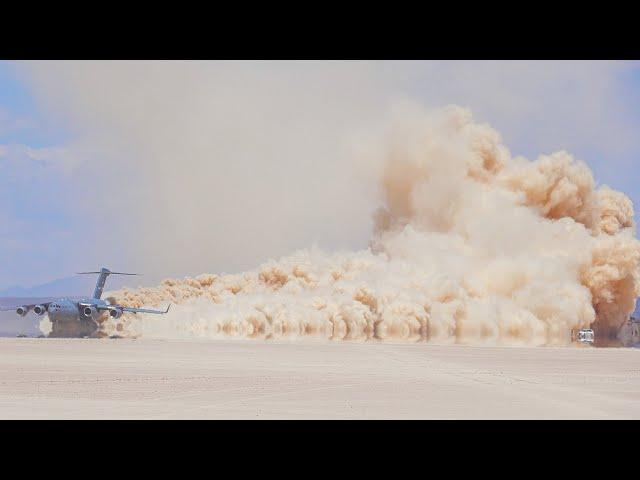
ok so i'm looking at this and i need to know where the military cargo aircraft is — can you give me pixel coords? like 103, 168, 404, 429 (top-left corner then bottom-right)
0, 268, 169, 337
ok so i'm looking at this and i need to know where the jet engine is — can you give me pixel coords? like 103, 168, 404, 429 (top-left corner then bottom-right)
33, 305, 47, 316
16, 306, 30, 316
83, 306, 97, 318
109, 308, 123, 319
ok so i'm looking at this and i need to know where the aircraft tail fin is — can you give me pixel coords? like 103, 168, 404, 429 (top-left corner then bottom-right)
77, 268, 140, 299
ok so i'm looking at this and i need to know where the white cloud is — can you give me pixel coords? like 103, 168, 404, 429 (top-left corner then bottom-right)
0, 143, 81, 178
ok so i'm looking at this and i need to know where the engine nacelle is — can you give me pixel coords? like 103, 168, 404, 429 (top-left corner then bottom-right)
16, 306, 30, 317
33, 305, 47, 316
82, 306, 97, 318
109, 308, 123, 319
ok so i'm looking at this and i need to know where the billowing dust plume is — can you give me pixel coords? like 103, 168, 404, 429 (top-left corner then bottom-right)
98, 105, 640, 345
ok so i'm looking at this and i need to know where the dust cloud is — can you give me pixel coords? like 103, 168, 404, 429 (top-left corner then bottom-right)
98, 105, 640, 345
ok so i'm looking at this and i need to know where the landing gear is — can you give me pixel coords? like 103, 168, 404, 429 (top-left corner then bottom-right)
48, 318, 99, 338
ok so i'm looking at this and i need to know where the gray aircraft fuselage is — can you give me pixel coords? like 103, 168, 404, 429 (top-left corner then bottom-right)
45, 297, 110, 337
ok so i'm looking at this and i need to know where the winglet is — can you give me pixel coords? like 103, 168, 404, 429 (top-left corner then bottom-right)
165, 304, 171, 313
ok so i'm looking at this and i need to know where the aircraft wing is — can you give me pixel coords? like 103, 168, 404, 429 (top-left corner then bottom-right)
0, 296, 83, 311
0, 299, 56, 312
122, 305, 171, 315
94, 304, 171, 315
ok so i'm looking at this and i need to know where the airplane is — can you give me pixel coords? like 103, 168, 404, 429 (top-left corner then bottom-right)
0, 267, 170, 337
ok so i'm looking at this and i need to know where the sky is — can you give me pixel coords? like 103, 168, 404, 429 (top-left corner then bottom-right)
1, 60, 639, 291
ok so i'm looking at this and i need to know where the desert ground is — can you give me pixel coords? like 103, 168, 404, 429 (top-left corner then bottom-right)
0, 338, 638, 419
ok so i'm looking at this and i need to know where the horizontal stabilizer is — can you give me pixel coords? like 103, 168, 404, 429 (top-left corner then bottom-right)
76, 272, 140, 276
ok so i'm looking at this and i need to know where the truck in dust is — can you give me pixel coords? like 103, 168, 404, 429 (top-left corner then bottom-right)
571, 328, 595, 344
